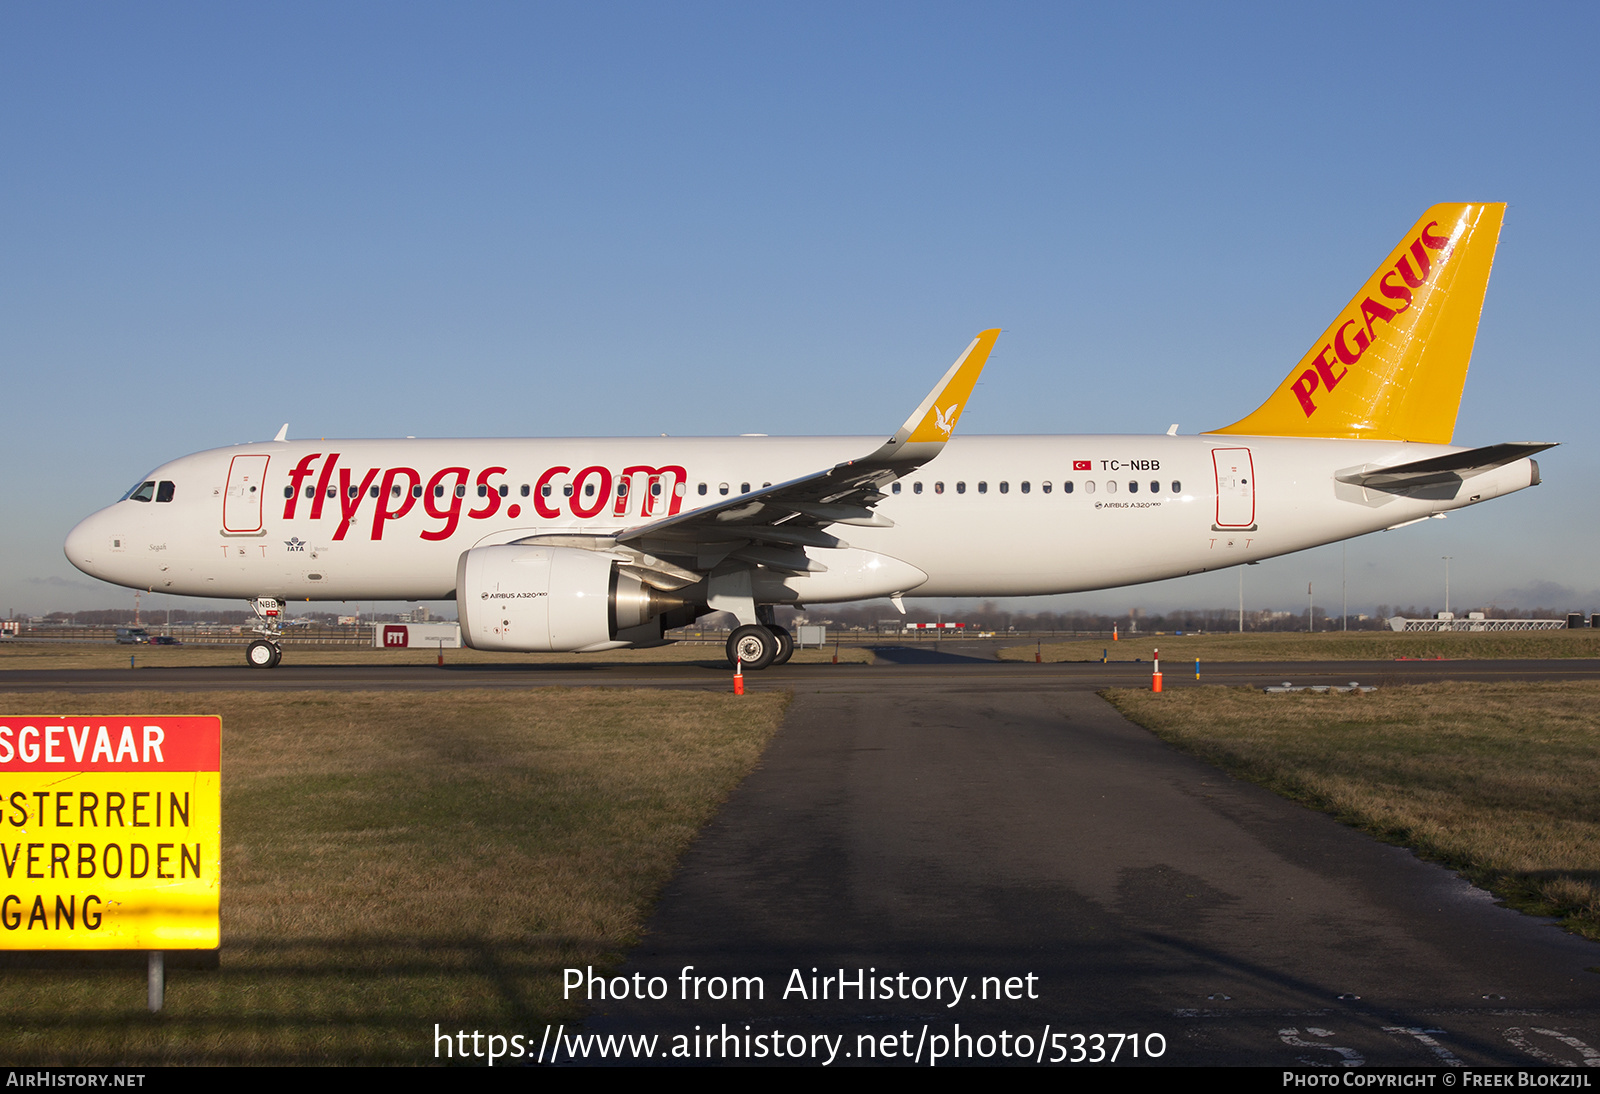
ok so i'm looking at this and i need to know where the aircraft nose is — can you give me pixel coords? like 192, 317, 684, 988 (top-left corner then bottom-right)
64, 511, 106, 578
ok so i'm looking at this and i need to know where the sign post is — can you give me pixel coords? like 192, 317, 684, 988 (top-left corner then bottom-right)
0, 715, 222, 1010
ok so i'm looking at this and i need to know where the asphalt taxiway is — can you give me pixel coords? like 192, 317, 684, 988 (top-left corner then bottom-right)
581, 674, 1600, 1066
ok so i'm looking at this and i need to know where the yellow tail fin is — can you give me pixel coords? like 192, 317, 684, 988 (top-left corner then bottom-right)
1211, 203, 1505, 443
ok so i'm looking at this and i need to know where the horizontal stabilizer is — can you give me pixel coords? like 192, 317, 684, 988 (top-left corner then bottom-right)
1336, 442, 1555, 489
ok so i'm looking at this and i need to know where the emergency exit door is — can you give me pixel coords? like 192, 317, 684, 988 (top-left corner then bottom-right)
1212, 447, 1256, 529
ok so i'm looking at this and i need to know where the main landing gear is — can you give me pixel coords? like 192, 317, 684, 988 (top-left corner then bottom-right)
245, 596, 284, 669
725, 623, 794, 670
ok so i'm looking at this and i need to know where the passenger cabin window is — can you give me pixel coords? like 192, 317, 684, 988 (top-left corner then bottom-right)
305, 486, 315, 499
478, 485, 488, 497
1042, 481, 1051, 494
698, 483, 707, 495
740, 482, 750, 493
1106, 480, 1118, 493
435, 485, 445, 498
500, 484, 510, 497
976, 481, 987, 494
1150, 481, 1160, 495
1129, 481, 1138, 493
392, 485, 403, 498
1000, 481, 1009, 494
1020, 481, 1029, 494
130, 482, 156, 503
1171, 480, 1182, 493
369, 485, 380, 498
718, 483, 729, 495
456, 484, 467, 498
412, 485, 423, 498
1083, 481, 1094, 494
935, 482, 944, 494
891, 482, 902, 494
521, 484, 530, 497
914, 482, 923, 494
956, 482, 966, 494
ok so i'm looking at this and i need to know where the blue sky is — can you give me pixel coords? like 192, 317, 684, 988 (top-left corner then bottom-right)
3, 2, 1596, 619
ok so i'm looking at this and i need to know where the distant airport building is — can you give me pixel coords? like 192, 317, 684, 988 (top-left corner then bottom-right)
1387, 613, 1569, 632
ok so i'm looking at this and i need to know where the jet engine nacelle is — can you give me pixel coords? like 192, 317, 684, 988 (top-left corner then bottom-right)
456, 544, 679, 652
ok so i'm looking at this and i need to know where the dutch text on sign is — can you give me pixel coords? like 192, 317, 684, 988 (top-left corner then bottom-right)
0, 716, 220, 949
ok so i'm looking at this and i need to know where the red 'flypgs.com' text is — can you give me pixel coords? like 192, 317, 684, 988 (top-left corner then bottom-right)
280, 457, 689, 541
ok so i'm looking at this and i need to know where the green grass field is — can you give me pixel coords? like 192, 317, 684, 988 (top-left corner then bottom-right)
1001, 629, 1600, 663
0, 689, 787, 1065
1108, 681, 1600, 942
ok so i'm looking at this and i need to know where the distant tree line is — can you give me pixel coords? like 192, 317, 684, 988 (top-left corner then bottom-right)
31, 609, 424, 626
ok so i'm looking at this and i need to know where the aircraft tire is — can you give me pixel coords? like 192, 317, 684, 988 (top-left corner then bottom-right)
269, 644, 283, 668
246, 640, 277, 669
727, 624, 778, 671
767, 624, 794, 665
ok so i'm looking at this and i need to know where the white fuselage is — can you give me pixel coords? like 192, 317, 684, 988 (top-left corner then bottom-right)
64, 434, 1537, 606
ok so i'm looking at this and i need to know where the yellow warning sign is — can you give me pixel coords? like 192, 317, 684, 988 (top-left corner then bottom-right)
0, 716, 220, 949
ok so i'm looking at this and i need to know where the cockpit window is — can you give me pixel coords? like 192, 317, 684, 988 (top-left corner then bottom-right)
155, 481, 175, 503
126, 481, 156, 503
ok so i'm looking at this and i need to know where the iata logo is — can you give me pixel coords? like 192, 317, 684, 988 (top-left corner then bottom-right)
284, 536, 306, 552
1290, 220, 1455, 417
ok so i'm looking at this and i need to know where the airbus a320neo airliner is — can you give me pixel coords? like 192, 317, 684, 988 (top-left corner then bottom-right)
65, 204, 1551, 670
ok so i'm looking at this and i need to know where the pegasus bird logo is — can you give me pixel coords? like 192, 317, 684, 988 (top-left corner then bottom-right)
934, 403, 959, 437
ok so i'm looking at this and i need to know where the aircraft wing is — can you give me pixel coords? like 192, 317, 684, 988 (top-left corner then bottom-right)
512, 329, 999, 586
1336, 441, 1556, 490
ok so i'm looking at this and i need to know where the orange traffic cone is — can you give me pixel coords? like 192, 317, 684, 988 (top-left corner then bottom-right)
734, 659, 745, 695
1152, 647, 1162, 693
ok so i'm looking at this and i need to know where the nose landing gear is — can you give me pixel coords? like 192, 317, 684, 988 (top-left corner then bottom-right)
245, 597, 285, 669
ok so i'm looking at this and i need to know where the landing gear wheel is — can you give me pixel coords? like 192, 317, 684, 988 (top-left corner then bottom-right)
767, 624, 794, 666
246, 640, 278, 669
269, 644, 283, 668
727, 624, 778, 671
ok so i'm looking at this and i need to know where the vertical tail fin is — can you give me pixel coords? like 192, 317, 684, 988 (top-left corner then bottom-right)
1211, 203, 1505, 443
